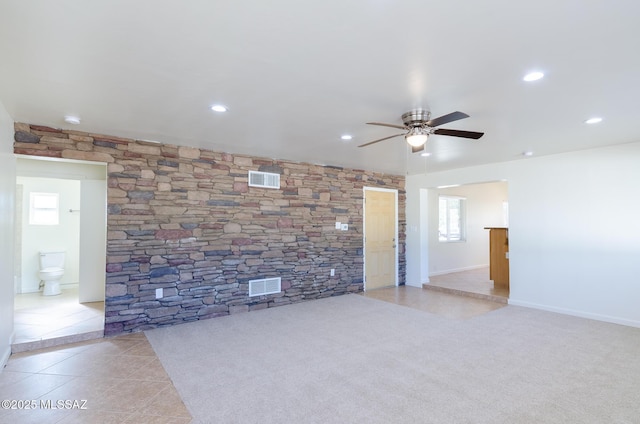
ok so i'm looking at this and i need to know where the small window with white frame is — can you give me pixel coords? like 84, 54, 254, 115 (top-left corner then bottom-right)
29, 192, 59, 225
439, 195, 466, 242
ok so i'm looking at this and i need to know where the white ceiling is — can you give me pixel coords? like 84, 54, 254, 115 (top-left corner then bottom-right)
1, 1, 639, 175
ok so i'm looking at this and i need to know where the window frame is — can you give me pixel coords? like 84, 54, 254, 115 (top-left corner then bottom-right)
438, 195, 466, 242
29, 192, 60, 226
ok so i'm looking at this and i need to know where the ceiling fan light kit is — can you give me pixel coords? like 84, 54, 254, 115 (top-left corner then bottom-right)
405, 128, 428, 147
359, 108, 484, 151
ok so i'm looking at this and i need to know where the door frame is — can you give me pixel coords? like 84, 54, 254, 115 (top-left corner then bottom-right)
79, 178, 107, 303
363, 186, 399, 291
14, 155, 107, 321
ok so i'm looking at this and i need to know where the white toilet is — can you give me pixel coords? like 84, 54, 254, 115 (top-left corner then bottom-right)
39, 251, 65, 296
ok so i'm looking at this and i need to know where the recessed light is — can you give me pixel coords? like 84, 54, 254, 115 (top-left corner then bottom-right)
523, 71, 544, 82
523, 151, 534, 157
210, 105, 228, 113
585, 117, 603, 124
64, 115, 81, 125
341, 135, 353, 141
420, 152, 431, 157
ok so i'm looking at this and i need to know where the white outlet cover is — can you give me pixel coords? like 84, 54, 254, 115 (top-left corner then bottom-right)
335, 222, 341, 229
341, 223, 348, 231
155, 288, 163, 299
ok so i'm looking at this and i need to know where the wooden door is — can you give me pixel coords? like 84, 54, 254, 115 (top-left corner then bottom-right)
364, 189, 397, 290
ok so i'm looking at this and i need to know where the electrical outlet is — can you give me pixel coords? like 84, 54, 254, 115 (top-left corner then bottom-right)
155, 288, 163, 299
330, 268, 335, 276
335, 221, 341, 229
341, 223, 348, 231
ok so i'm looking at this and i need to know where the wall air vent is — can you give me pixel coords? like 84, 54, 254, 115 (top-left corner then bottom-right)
248, 171, 280, 189
249, 277, 282, 297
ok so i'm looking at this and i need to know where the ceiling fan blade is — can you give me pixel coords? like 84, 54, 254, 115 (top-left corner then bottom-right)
433, 128, 484, 139
426, 111, 469, 127
366, 122, 407, 130
358, 133, 406, 147
411, 145, 425, 153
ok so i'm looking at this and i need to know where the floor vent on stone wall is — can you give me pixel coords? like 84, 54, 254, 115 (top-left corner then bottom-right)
249, 277, 282, 297
248, 171, 280, 189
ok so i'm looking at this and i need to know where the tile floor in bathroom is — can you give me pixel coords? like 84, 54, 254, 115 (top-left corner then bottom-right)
13, 288, 104, 350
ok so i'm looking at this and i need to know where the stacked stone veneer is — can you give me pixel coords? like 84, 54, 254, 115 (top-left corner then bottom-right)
14, 123, 406, 335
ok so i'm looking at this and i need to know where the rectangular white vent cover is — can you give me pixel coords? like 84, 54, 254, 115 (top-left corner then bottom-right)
249, 277, 282, 297
248, 171, 280, 189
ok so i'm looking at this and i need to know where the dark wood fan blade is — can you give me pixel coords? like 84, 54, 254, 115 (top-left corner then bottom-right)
366, 122, 408, 130
433, 128, 484, 139
411, 144, 425, 153
426, 111, 469, 127
358, 133, 406, 147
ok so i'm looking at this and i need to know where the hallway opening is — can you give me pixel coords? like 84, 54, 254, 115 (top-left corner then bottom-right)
13, 156, 107, 352
423, 181, 509, 303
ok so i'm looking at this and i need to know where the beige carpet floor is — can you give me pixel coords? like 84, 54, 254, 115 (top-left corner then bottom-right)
145, 294, 640, 424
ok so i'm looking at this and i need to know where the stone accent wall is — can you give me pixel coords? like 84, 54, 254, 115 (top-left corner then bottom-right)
14, 123, 406, 335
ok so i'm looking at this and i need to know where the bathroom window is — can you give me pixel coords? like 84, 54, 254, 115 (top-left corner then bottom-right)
439, 195, 466, 242
29, 192, 59, 225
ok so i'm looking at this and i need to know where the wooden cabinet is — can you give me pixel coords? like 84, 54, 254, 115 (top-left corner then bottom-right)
485, 227, 509, 289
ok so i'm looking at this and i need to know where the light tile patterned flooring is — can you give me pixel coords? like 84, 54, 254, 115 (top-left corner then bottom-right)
424, 267, 509, 303
3, 280, 505, 423
0, 333, 191, 423
362, 283, 505, 319
13, 288, 104, 351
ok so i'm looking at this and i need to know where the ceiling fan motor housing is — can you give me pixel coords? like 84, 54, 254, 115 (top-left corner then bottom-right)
402, 109, 430, 127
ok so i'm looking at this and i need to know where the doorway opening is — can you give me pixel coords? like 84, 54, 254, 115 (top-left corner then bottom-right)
13, 156, 107, 351
422, 181, 509, 303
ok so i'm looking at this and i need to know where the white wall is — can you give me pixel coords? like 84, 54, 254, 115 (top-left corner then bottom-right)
16, 176, 80, 292
406, 142, 640, 327
428, 182, 507, 275
0, 101, 15, 367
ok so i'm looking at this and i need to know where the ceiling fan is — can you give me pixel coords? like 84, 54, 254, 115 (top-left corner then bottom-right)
358, 109, 484, 152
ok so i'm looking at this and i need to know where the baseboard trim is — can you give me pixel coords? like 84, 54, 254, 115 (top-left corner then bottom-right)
429, 264, 489, 277
0, 330, 13, 370
508, 299, 640, 328
0, 346, 10, 370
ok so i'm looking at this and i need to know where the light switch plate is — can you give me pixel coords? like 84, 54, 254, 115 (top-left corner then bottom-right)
335, 222, 341, 229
